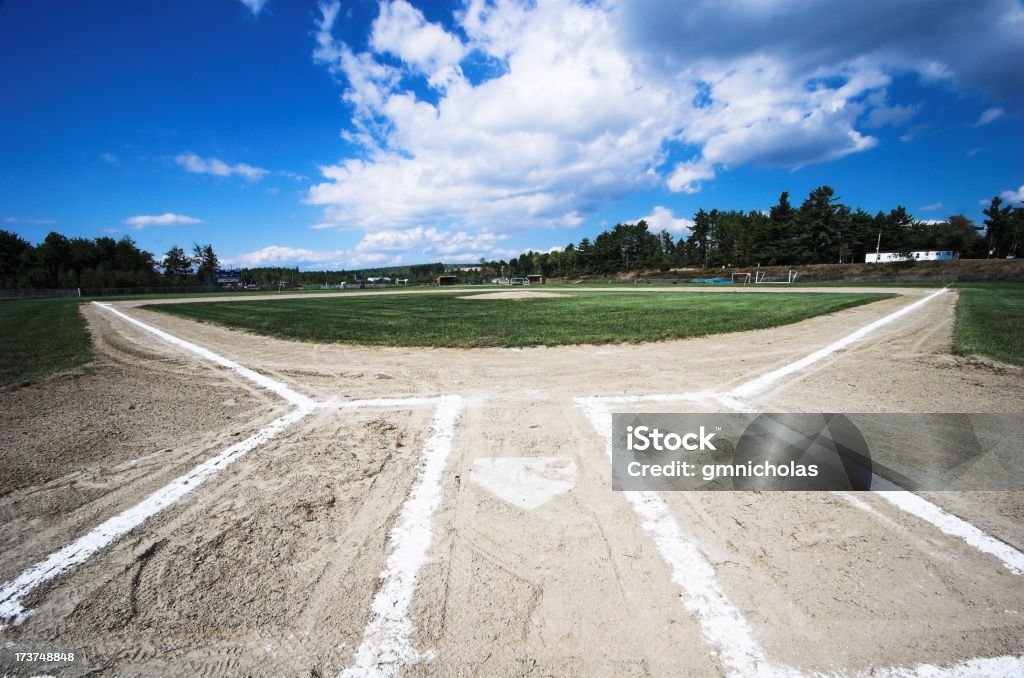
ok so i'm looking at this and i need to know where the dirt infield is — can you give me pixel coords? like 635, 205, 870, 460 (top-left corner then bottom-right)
456, 290, 573, 300
1, 287, 1022, 675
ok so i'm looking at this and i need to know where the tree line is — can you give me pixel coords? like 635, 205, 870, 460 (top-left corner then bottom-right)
493, 188, 1021, 278
2, 186, 1020, 289
239, 262, 447, 286
0, 230, 219, 289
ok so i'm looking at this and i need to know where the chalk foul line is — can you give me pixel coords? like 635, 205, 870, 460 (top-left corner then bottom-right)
576, 289, 1023, 675
342, 395, 464, 678
0, 406, 313, 627
729, 287, 947, 399
93, 302, 316, 409
577, 398, 1024, 678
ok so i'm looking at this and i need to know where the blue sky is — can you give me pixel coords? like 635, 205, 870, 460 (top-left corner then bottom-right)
1, 0, 1022, 269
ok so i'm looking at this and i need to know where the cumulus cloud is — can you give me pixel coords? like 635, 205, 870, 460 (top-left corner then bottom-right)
1001, 185, 1024, 204
612, 0, 1024, 97
974, 107, 1004, 126
175, 152, 269, 181
310, 0, 669, 231
229, 228, 516, 270
356, 226, 517, 261
371, 1, 466, 88
639, 206, 695, 236
123, 213, 201, 228
306, 0, 1022, 257
666, 160, 715, 194
229, 245, 352, 268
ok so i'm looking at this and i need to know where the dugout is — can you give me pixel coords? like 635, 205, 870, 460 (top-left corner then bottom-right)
526, 275, 545, 284
435, 275, 457, 286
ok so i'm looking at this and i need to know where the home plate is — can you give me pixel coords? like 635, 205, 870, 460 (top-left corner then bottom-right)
469, 457, 577, 510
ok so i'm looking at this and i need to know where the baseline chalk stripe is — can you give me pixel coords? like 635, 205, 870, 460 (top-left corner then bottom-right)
0, 406, 313, 626
578, 399, 1024, 677
93, 302, 315, 409
577, 399, 788, 678
583, 287, 1024, 576
3, 304, 461, 629
871, 480, 1024, 577
865, 656, 1024, 677
729, 287, 948, 399
342, 396, 464, 678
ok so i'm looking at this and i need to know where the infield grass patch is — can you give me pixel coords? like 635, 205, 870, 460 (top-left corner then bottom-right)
145, 291, 892, 348
0, 299, 91, 386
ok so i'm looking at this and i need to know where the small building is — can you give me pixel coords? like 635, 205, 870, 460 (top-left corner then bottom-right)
435, 275, 457, 286
526, 274, 545, 284
215, 268, 242, 286
866, 250, 958, 263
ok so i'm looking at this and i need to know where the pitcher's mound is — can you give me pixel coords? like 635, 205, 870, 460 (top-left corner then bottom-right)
459, 291, 573, 300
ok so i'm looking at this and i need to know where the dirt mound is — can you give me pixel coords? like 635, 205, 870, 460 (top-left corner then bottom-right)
458, 291, 572, 300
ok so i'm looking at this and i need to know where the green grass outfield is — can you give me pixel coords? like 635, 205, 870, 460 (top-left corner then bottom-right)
145, 291, 892, 349
0, 298, 91, 387
953, 283, 1024, 366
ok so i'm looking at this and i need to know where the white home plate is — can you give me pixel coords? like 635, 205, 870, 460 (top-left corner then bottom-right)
469, 457, 577, 510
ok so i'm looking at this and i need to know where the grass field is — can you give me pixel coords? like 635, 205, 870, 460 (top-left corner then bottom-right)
0, 299, 91, 387
145, 291, 892, 348
953, 283, 1024, 366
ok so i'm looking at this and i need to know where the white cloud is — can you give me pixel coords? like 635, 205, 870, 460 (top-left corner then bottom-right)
310, 0, 674, 231
229, 245, 351, 268
4, 217, 57, 225
919, 202, 943, 212
239, 0, 268, 17
862, 91, 920, 128
666, 160, 715, 194
974, 107, 1004, 126
228, 228, 517, 270
100, 152, 119, 165
175, 152, 269, 181
123, 213, 201, 228
306, 0, 1022, 257
371, 1, 466, 88
1000, 185, 1024, 204
639, 206, 695, 236
356, 226, 517, 261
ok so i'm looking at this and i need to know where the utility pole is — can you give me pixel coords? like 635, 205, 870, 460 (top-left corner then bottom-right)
875, 231, 882, 258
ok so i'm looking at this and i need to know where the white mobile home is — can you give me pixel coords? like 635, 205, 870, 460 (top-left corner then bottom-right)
866, 250, 959, 263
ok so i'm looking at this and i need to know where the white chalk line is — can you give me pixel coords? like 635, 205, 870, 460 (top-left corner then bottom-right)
576, 289, 1024, 675
578, 398, 1024, 677
870, 480, 1024, 577
578, 399, 786, 677
729, 287, 948, 400
342, 395, 464, 678
0, 406, 312, 627
580, 288, 1024, 577
93, 302, 316, 409
1, 303, 461, 638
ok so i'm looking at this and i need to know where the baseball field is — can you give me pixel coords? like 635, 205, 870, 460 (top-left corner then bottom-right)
1, 284, 1022, 676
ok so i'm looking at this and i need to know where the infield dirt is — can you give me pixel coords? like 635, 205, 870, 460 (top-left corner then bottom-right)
1, 287, 1021, 675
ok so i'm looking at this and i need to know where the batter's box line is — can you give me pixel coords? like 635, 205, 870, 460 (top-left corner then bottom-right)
1, 303, 459, 634
576, 398, 1024, 678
